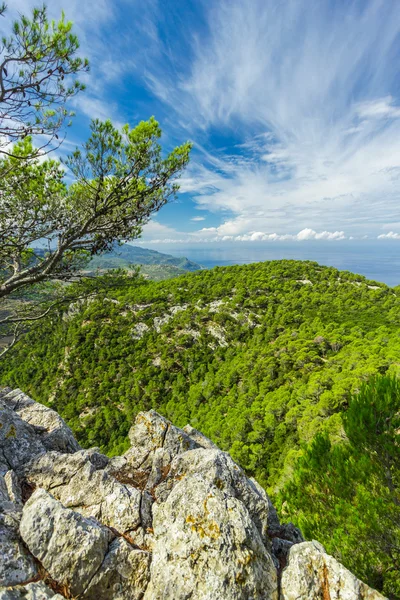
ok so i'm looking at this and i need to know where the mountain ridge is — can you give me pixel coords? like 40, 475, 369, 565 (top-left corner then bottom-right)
87, 243, 203, 273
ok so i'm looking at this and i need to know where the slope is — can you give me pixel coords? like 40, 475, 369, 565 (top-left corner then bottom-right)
1, 259, 399, 490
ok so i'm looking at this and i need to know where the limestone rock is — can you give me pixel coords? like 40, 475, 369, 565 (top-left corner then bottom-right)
83, 538, 150, 600
124, 409, 199, 471
0, 509, 37, 587
4, 472, 22, 505
154, 447, 273, 544
280, 542, 386, 599
25, 450, 141, 533
0, 389, 79, 475
20, 489, 112, 597
145, 472, 278, 600
0, 390, 388, 600
183, 424, 218, 449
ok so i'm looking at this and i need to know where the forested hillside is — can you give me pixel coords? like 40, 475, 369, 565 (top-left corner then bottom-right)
1, 259, 398, 476
86, 243, 202, 272
1, 259, 399, 596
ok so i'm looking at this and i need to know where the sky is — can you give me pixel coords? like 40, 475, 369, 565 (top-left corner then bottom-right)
4, 0, 400, 246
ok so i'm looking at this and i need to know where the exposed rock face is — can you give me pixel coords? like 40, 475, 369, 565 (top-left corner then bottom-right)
280, 541, 385, 600
0, 387, 386, 599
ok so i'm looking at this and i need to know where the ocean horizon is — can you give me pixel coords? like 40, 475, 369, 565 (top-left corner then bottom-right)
145, 240, 400, 287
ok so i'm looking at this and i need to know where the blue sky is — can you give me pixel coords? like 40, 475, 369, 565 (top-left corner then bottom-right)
5, 0, 400, 245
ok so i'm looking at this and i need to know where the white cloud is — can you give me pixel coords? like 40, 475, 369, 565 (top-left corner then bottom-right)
139, 225, 347, 244
191, 216, 206, 222
356, 97, 400, 120
141, 0, 400, 238
377, 231, 400, 239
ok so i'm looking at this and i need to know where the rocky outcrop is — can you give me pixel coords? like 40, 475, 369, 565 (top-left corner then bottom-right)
0, 387, 386, 599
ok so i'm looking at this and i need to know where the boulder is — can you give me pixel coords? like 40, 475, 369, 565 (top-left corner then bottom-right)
0, 508, 37, 587
145, 472, 278, 600
20, 489, 112, 597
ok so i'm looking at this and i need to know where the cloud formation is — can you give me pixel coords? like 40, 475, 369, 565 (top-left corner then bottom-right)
139, 223, 347, 244
377, 232, 400, 240
142, 0, 400, 239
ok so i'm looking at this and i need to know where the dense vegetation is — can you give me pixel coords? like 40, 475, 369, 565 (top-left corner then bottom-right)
279, 375, 400, 598
1, 258, 399, 595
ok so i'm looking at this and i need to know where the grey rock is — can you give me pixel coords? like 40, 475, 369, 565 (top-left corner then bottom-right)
145, 472, 278, 600
183, 424, 218, 449
154, 448, 273, 545
0, 391, 388, 600
0, 389, 78, 475
2, 389, 79, 454
0, 509, 37, 587
83, 537, 150, 600
4, 472, 22, 505
280, 541, 386, 599
0, 474, 9, 503
20, 489, 112, 596
0, 403, 45, 473
0, 582, 64, 599
25, 450, 140, 533
125, 410, 199, 471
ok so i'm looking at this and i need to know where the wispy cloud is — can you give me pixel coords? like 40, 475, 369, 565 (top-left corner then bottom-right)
141, 0, 400, 239
191, 216, 206, 222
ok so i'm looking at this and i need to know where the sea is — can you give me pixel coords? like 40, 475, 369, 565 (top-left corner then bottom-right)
149, 241, 400, 288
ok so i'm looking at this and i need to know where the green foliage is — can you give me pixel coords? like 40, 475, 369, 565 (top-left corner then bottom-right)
1, 259, 399, 469
279, 375, 400, 598
0, 122, 191, 354
0, 4, 88, 153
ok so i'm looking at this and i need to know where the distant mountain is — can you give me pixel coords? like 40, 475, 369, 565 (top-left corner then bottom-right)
87, 244, 202, 273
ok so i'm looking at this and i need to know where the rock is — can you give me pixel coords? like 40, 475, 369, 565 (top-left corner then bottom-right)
280, 541, 386, 599
124, 410, 199, 471
83, 538, 150, 600
154, 448, 273, 545
0, 474, 9, 503
20, 489, 113, 597
4, 472, 22, 505
0, 582, 64, 599
0, 509, 38, 587
0, 390, 388, 600
0, 401, 45, 473
183, 424, 218, 449
145, 472, 278, 600
0, 390, 78, 475
1, 389, 79, 454
24, 450, 141, 533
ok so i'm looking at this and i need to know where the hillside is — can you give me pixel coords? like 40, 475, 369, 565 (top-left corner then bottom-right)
1, 259, 396, 468
1, 259, 399, 596
86, 243, 202, 274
